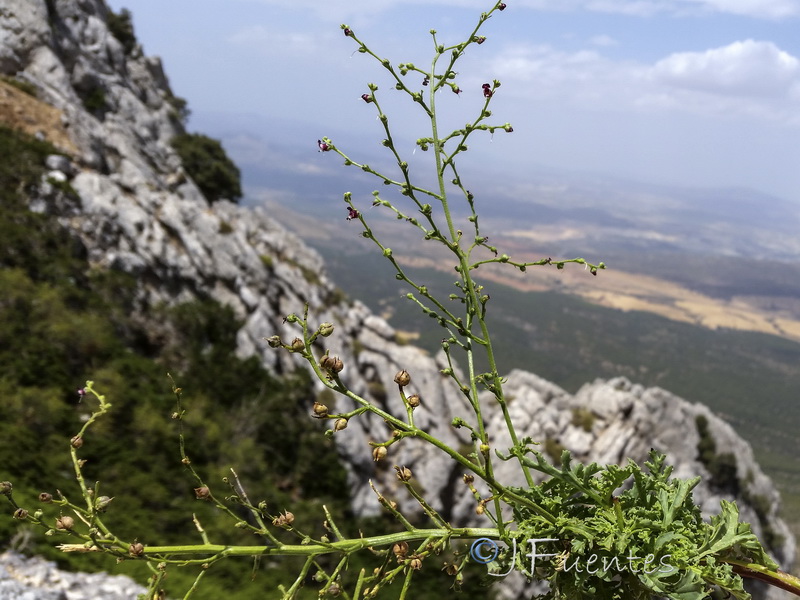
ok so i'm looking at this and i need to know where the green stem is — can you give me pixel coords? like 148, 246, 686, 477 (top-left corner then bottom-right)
129, 527, 500, 558
726, 559, 800, 597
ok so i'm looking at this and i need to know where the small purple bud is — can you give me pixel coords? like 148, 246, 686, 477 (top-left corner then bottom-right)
422, 76, 429, 86
452, 86, 461, 95
343, 28, 352, 37
482, 84, 493, 98
504, 124, 513, 132
77, 388, 86, 398
474, 36, 486, 45
346, 207, 359, 221
499, 3, 507, 10
361, 93, 373, 103
318, 139, 330, 152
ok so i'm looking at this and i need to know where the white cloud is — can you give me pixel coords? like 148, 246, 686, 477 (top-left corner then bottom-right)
518, 0, 800, 18
485, 43, 642, 105
652, 40, 800, 97
228, 0, 800, 23
234, 0, 799, 19
678, 0, 800, 19
484, 39, 800, 124
589, 34, 619, 47
230, 0, 485, 22
227, 25, 326, 55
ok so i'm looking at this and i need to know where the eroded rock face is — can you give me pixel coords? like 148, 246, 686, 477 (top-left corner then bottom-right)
0, 551, 146, 599
0, 1, 795, 598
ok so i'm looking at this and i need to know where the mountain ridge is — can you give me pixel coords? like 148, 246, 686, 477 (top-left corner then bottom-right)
0, 1, 796, 597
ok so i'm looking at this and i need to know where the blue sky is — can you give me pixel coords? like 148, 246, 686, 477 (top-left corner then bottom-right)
107, 0, 800, 202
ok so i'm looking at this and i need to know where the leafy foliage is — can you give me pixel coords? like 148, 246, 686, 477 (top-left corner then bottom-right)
0, 125, 349, 598
106, 7, 137, 55
171, 133, 242, 203
696, 414, 740, 494
503, 449, 776, 600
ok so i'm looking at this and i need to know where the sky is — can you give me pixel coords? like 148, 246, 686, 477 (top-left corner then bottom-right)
106, 0, 800, 202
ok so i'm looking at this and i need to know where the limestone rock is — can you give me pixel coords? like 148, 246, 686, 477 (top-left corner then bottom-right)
0, 551, 146, 600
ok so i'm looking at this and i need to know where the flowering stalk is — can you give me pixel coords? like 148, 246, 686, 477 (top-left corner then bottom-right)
321, 1, 605, 523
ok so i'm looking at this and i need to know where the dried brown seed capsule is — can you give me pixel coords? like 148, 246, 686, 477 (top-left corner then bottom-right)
13, 508, 28, 520
328, 582, 342, 596
272, 511, 295, 527
290, 337, 305, 352
318, 322, 335, 337
70, 436, 83, 449
56, 515, 74, 530
320, 355, 344, 373
410, 556, 423, 570
372, 446, 388, 461
265, 335, 282, 348
0, 481, 12, 495
194, 486, 211, 500
312, 402, 329, 417
407, 394, 420, 408
334, 418, 348, 431
444, 563, 459, 576
393, 370, 411, 387
129, 542, 145, 556
395, 466, 412, 482
392, 541, 409, 560
463, 474, 474, 485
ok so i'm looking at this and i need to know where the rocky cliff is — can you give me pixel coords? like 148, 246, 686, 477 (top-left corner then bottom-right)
0, 0, 795, 598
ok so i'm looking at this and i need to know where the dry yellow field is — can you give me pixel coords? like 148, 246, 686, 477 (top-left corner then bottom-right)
396, 254, 800, 342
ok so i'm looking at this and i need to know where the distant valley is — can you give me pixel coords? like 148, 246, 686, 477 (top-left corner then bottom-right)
203, 117, 800, 544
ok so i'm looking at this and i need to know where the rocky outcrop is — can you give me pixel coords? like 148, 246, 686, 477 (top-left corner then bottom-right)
0, 1, 795, 598
0, 551, 146, 599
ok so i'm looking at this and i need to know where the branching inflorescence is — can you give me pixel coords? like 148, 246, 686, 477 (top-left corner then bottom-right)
3, 2, 800, 599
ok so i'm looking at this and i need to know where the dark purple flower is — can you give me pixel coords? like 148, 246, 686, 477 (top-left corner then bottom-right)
361, 93, 373, 103
346, 207, 359, 220
474, 36, 486, 45
499, 3, 507, 10
482, 83, 493, 98
343, 28, 352, 36
452, 86, 461, 95
318, 139, 330, 152
422, 76, 430, 86
504, 125, 513, 133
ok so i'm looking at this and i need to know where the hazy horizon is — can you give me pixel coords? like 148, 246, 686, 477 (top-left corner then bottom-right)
108, 0, 800, 203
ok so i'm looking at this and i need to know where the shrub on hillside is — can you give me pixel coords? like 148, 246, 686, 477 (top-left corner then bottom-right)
170, 133, 242, 204
106, 7, 137, 55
